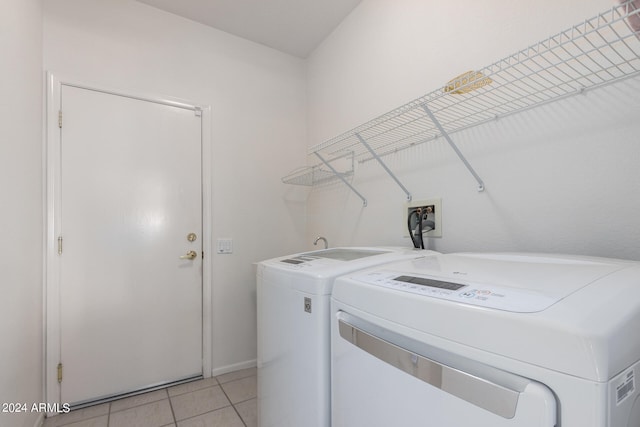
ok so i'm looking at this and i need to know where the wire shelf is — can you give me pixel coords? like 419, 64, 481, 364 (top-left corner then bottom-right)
308, 1, 640, 162
282, 151, 355, 186
281, 165, 353, 186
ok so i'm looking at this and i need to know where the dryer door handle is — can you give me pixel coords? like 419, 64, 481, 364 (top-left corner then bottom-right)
339, 318, 521, 419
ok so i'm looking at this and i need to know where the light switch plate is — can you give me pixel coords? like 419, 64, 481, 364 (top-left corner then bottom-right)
217, 238, 233, 254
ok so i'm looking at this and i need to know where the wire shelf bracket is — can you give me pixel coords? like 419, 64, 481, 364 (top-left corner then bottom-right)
314, 152, 368, 207
282, 151, 355, 186
291, 0, 640, 200
355, 133, 412, 201
421, 105, 485, 192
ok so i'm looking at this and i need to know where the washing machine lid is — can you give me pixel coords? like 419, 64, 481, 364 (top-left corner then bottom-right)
333, 252, 640, 381
350, 252, 630, 313
258, 247, 433, 295
281, 248, 389, 264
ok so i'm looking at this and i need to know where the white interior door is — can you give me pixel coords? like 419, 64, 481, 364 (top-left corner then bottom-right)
58, 85, 203, 405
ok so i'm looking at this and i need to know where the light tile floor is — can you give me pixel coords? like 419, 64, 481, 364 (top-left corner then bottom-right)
43, 368, 257, 427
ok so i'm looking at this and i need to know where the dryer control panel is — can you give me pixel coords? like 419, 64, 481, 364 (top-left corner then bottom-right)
352, 271, 560, 313
277, 249, 390, 269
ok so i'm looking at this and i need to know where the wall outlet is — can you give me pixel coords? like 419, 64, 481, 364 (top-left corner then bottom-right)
403, 198, 442, 238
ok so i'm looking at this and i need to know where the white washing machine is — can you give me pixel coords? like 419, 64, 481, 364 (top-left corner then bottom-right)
331, 252, 640, 427
256, 247, 434, 427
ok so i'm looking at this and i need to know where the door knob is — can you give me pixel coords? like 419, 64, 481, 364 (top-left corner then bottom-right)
180, 250, 198, 260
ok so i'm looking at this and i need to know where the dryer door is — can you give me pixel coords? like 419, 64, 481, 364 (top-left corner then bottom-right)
332, 311, 557, 427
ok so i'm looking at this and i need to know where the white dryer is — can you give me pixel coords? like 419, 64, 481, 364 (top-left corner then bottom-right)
331, 252, 640, 427
256, 247, 433, 427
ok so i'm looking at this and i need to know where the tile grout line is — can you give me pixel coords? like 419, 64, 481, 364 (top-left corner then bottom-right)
53, 405, 111, 427
52, 374, 256, 427
215, 375, 249, 427
167, 376, 237, 426
166, 390, 178, 427
168, 402, 235, 425
217, 380, 248, 427
109, 393, 166, 415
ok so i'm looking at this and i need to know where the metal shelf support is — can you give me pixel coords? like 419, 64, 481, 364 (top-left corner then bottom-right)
421, 105, 485, 192
295, 2, 639, 198
355, 133, 412, 201
314, 152, 368, 207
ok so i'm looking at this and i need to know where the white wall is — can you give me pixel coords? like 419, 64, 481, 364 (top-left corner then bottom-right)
0, 1, 44, 426
43, 0, 307, 374
306, 0, 640, 261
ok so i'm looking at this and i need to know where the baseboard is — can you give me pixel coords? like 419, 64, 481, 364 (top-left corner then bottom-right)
211, 359, 257, 377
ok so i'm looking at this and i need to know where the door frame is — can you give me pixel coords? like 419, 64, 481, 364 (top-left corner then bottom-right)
43, 73, 213, 407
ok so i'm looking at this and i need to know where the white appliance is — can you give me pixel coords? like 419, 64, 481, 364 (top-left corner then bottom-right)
256, 247, 433, 427
331, 252, 640, 427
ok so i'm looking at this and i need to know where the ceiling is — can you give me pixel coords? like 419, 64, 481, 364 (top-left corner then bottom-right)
136, 0, 363, 58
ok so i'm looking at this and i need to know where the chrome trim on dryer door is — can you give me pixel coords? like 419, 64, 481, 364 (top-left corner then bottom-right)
338, 319, 521, 419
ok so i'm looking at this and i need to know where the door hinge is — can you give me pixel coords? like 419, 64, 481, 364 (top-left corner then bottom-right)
57, 236, 63, 255
57, 363, 63, 383
58, 110, 62, 128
